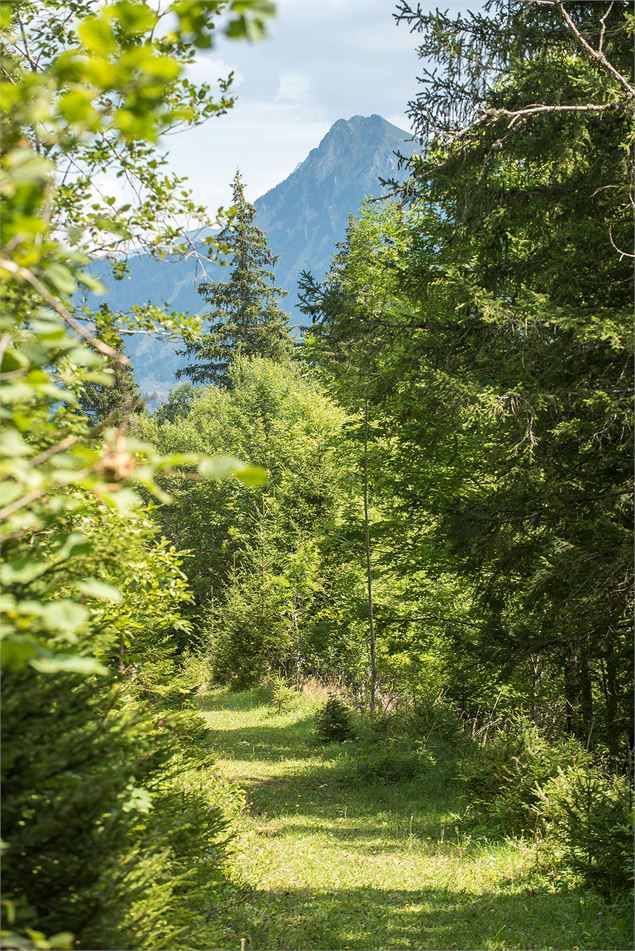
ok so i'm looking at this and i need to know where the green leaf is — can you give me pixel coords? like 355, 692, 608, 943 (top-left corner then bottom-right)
0, 347, 29, 373
76, 271, 105, 294
44, 263, 77, 296
59, 90, 99, 126
0, 559, 49, 585
113, 1, 157, 33
0, 428, 31, 456
0, 484, 22, 507
75, 580, 122, 602
104, 487, 141, 513
0, 635, 40, 670
233, 464, 267, 487
198, 454, 267, 485
47, 934, 74, 950
31, 654, 107, 676
55, 533, 92, 561
122, 785, 153, 814
231, 0, 275, 15
41, 600, 89, 634
78, 16, 117, 55
155, 452, 200, 469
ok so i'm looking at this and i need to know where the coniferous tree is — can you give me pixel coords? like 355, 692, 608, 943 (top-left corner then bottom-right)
179, 171, 293, 385
305, 1, 633, 753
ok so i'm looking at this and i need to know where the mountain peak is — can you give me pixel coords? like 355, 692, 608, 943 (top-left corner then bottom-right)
323, 113, 407, 143
97, 115, 417, 393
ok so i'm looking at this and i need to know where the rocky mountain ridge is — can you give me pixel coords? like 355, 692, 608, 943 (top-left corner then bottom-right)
97, 114, 415, 395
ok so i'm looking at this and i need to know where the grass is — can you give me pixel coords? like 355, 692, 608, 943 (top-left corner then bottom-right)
196, 687, 632, 950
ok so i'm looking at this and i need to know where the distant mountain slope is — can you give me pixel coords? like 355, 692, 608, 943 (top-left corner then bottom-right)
97, 115, 414, 395
255, 114, 413, 295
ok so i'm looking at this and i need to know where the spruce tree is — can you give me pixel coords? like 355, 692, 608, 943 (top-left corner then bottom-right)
179, 170, 293, 385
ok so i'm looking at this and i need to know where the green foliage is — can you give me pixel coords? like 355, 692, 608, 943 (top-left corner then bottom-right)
345, 748, 434, 784
4, 0, 631, 942
201, 688, 634, 951
153, 382, 200, 424
146, 357, 363, 684
267, 674, 298, 714
1, 0, 274, 946
461, 716, 591, 834
0, 0, 269, 681
179, 171, 294, 385
79, 305, 143, 425
315, 697, 354, 743
304, 1, 633, 756
2, 674, 234, 949
409, 697, 466, 749
535, 765, 634, 898
1, 503, 236, 947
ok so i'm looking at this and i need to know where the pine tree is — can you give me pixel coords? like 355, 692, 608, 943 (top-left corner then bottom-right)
179, 171, 294, 385
80, 304, 143, 425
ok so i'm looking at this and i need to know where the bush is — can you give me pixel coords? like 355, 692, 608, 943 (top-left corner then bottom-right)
1, 669, 236, 950
410, 696, 465, 747
534, 765, 634, 898
347, 745, 436, 784
316, 697, 354, 742
179, 650, 212, 694
267, 674, 297, 713
461, 715, 589, 834
0, 505, 239, 949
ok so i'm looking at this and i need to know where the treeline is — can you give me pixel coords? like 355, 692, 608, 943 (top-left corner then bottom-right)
151, 0, 633, 757
144, 0, 633, 902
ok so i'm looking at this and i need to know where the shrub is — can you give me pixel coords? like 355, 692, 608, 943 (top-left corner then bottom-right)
348, 745, 436, 784
1, 667, 236, 950
353, 711, 392, 745
268, 674, 297, 713
461, 715, 589, 834
316, 697, 354, 742
410, 696, 465, 747
179, 650, 212, 694
534, 764, 634, 898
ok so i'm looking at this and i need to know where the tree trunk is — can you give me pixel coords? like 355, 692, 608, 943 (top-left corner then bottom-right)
604, 638, 619, 760
362, 398, 377, 716
579, 651, 594, 745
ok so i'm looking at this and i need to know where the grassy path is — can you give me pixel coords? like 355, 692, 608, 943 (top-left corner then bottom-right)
197, 688, 630, 950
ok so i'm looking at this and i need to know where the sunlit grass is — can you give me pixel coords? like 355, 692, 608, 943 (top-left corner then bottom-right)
197, 688, 632, 950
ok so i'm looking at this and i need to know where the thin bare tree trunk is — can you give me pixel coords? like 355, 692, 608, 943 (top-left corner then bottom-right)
362, 397, 377, 715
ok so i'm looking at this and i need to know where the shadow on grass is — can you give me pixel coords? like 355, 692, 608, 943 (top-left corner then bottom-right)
196, 690, 469, 848
238, 767, 469, 855
198, 715, 322, 761
222, 883, 632, 950
197, 690, 633, 950
195, 686, 275, 713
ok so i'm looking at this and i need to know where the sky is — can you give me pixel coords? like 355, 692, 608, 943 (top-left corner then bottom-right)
162, 0, 440, 213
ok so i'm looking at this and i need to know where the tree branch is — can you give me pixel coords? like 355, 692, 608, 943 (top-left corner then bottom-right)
531, 0, 635, 99
0, 258, 128, 365
448, 100, 628, 144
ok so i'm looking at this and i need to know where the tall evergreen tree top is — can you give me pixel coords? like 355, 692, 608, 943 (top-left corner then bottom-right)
179, 171, 294, 385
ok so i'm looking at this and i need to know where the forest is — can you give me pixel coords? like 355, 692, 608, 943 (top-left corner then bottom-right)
1, 1, 633, 949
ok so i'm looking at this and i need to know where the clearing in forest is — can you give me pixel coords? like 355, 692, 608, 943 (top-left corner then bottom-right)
197, 688, 630, 951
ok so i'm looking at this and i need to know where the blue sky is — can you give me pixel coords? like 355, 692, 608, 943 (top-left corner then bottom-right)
162, 0, 447, 213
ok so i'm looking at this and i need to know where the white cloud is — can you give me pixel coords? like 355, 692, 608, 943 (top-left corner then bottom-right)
275, 70, 310, 105
353, 20, 420, 53
186, 54, 243, 88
